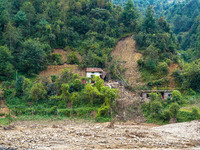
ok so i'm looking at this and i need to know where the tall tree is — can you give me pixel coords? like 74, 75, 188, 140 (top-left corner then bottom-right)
142, 5, 156, 33
0, 46, 14, 80
20, 2, 36, 36
3, 22, 21, 50
120, 0, 138, 30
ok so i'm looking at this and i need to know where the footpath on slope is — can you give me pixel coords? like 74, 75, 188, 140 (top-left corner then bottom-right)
112, 35, 142, 86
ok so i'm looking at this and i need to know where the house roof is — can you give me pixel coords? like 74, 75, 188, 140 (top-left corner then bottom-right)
86, 68, 104, 72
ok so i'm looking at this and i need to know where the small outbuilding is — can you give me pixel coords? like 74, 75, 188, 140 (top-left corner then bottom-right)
139, 90, 173, 99
86, 68, 106, 83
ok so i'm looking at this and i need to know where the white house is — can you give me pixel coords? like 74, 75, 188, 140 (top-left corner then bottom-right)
86, 68, 106, 83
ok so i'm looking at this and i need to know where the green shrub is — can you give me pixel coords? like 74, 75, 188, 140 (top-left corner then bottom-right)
50, 53, 63, 65
58, 109, 70, 117
67, 52, 79, 64
187, 88, 196, 96
70, 92, 81, 107
142, 102, 151, 117
191, 107, 200, 120
50, 75, 58, 83
169, 102, 180, 118
30, 83, 47, 102
157, 62, 169, 75
149, 93, 160, 101
150, 101, 163, 117
165, 59, 172, 66
171, 90, 183, 104
15, 76, 24, 97
96, 105, 110, 118
49, 106, 58, 115
137, 59, 144, 67
161, 110, 171, 121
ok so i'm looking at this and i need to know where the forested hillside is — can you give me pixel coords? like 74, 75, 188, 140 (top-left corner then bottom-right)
0, 0, 139, 81
112, 0, 182, 17
164, 0, 200, 62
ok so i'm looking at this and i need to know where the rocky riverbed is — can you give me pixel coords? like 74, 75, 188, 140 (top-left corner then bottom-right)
0, 120, 200, 150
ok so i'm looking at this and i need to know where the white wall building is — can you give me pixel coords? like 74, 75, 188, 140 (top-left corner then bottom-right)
86, 68, 106, 83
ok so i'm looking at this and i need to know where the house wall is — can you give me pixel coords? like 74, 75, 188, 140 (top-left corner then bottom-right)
142, 93, 147, 98
164, 92, 172, 99
86, 72, 102, 82
141, 92, 172, 99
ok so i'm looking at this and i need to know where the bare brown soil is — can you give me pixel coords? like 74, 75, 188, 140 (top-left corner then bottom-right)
112, 35, 142, 86
0, 120, 199, 150
0, 100, 9, 117
39, 64, 85, 78
39, 49, 85, 79
168, 63, 181, 88
52, 49, 68, 63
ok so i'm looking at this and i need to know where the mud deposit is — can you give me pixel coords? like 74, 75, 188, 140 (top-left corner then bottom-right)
0, 120, 200, 150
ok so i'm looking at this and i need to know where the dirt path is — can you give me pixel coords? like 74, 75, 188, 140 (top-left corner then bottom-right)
0, 120, 199, 150
112, 35, 142, 86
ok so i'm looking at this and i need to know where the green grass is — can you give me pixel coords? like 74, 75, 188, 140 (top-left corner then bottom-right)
0, 115, 96, 125
180, 104, 200, 113
0, 118, 10, 125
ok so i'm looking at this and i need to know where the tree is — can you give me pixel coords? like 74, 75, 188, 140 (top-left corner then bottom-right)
0, 46, 14, 80
15, 76, 24, 97
150, 100, 163, 117
83, 84, 100, 106
94, 76, 104, 91
120, 0, 138, 30
19, 39, 47, 74
171, 90, 182, 104
30, 83, 47, 102
20, 2, 36, 36
61, 83, 70, 101
169, 102, 180, 118
14, 10, 27, 27
3, 22, 21, 50
142, 5, 156, 33
67, 52, 79, 64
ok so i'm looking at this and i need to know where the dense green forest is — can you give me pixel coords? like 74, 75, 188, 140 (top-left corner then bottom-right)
0, 0, 200, 124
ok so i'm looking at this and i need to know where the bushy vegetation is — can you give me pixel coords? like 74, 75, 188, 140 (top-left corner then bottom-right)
1, 69, 118, 122
142, 90, 200, 124
133, 5, 178, 87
